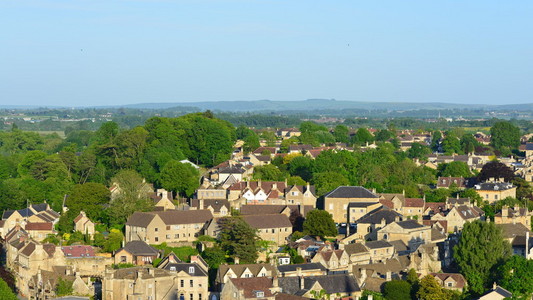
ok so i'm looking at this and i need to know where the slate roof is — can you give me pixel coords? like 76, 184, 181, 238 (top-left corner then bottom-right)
277, 263, 326, 273
126, 212, 156, 227
431, 228, 447, 241
30, 203, 49, 212
218, 166, 245, 174
240, 205, 313, 217
475, 182, 514, 191
347, 202, 380, 208
230, 277, 274, 298
430, 273, 466, 289
388, 240, 408, 253
496, 223, 532, 239
365, 240, 393, 249
242, 214, 292, 229
357, 209, 402, 224
397, 220, 425, 229
343, 242, 369, 255
455, 205, 483, 220
279, 274, 361, 295
324, 186, 378, 199
20, 242, 36, 256
161, 263, 208, 276
112, 267, 174, 280
218, 263, 275, 280
126, 210, 213, 227
190, 199, 230, 213
119, 241, 159, 256
526, 143, 533, 151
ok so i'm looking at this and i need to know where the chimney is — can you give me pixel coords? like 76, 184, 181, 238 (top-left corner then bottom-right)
272, 276, 278, 288
502, 205, 508, 217
489, 177, 495, 182
296, 267, 302, 277
272, 183, 277, 190
394, 216, 400, 222
402, 190, 405, 196
526, 231, 530, 258
199, 199, 204, 210
234, 257, 240, 264
299, 204, 304, 216
284, 178, 288, 186
360, 268, 367, 283
299, 276, 304, 290
148, 267, 155, 276
386, 271, 391, 281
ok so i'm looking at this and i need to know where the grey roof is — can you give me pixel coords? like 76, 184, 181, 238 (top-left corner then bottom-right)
343, 243, 369, 255
243, 214, 292, 229
357, 209, 403, 224
161, 263, 208, 276
388, 240, 408, 253
365, 240, 393, 249
278, 274, 360, 295
2, 210, 15, 219
347, 202, 380, 208
126, 212, 156, 227
218, 166, 245, 174
324, 186, 378, 199
475, 182, 514, 191
396, 220, 425, 229
31, 203, 48, 212
526, 143, 533, 151
120, 241, 159, 256
277, 263, 326, 273
496, 223, 532, 239
127, 210, 213, 227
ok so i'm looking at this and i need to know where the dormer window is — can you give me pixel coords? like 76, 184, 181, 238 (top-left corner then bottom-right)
255, 291, 264, 298
170, 266, 176, 271
189, 266, 194, 274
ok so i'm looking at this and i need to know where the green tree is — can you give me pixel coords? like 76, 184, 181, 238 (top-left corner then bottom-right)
407, 143, 431, 159
55, 277, 74, 297
302, 210, 337, 238
431, 131, 442, 152
201, 246, 227, 269
438, 161, 473, 178
107, 170, 154, 227
288, 156, 313, 181
333, 124, 350, 143
460, 134, 479, 154
253, 164, 285, 181
103, 229, 124, 252
497, 255, 533, 299
66, 182, 110, 222
375, 129, 394, 142
219, 216, 259, 263
453, 220, 512, 295
312, 171, 349, 197
441, 132, 461, 154
352, 128, 374, 145
242, 132, 260, 154
0, 278, 17, 300
159, 160, 199, 198
491, 121, 520, 153
383, 280, 412, 300
417, 275, 447, 300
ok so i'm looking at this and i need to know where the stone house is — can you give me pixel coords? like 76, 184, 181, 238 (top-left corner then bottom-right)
430, 205, 484, 233
114, 240, 160, 266
221, 277, 276, 300
216, 263, 275, 292
474, 179, 517, 204
347, 202, 382, 223
351, 209, 403, 241
103, 263, 208, 300
125, 210, 213, 244
341, 242, 371, 265
377, 220, 432, 250
242, 214, 292, 247
364, 240, 395, 263
494, 205, 532, 228
323, 186, 380, 223
430, 273, 467, 292
436, 177, 469, 189
24, 222, 54, 241
74, 211, 95, 236
310, 248, 350, 272
190, 199, 231, 217
276, 263, 327, 277
227, 180, 316, 207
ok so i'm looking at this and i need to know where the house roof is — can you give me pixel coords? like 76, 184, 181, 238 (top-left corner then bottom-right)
455, 205, 483, 220
30, 203, 49, 212
277, 263, 326, 273
430, 273, 466, 289
218, 263, 274, 280
512, 235, 533, 249
61, 245, 95, 258
496, 223, 532, 239
347, 202, 380, 208
126, 210, 213, 227
190, 199, 230, 213
278, 274, 360, 296
357, 209, 402, 224
20, 242, 36, 256
161, 263, 208, 276
475, 182, 514, 191
365, 240, 393, 249
240, 205, 313, 217
25, 222, 53, 231
242, 214, 292, 229
324, 186, 378, 199
343, 242, 369, 255
396, 220, 425, 229
120, 241, 159, 256
388, 240, 408, 253
126, 212, 156, 227
230, 277, 274, 298
218, 166, 245, 174
404, 198, 425, 207
73, 212, 87, 223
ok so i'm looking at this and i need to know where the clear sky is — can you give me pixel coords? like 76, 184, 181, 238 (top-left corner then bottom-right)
1, 1, 532, 107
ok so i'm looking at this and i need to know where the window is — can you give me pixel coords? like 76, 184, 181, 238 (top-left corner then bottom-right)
190, 294, 193, 300
495, 195, 498, 200
447, 282, 453, 287
256, 291, 264, 297
190, 280, 194, 287
155, 237, 159, 242
155, 228, 158, 232
180, 280, 184, 288
189, 266, 195, 274
175, 234, 179, 238
170, 266, 176, 271
166, 235, 170, 239
121, 256, 127, 263
166, 225, 170, 230
199, 294, 202, 300
329, 203, 333, 210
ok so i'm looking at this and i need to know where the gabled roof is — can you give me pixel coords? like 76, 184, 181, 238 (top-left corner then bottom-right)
343, 242, 368, 255
324, 186, 378, 199
496, 223, 532, 239
230, 277, 274, 298
30, 203, 49, 213
119, 241, 159, 256
126, 210, 213, 227
277, 263, 326, 273
404, 198, 425, 207
430, 273, 466, 289
61, 245, 95, 258
126, 212, 156, 227
242, 214, 292, 229
365, 240, 393, 249
396, 220, 426, 229
20, 242, 36, 256
357, 209, 403, 224
218, 263, 274, 280
190, 199, 230, 213
25, 222, 53, 231
161, 262, 208, 276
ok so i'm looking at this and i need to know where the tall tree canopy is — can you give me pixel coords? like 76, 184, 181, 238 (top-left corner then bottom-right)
478, 161, 515, 182
302, 210, 337, 238
491, 121, 520, 153
453, 220, 511, 295
218, 216, 259, 264
159, 160, 199, 198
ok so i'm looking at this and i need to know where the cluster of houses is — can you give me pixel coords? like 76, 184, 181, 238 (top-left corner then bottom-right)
2, 135, 533, 299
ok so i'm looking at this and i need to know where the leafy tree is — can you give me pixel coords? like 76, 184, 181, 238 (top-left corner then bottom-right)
352, 128, 374, 145
253, 164, 285, 181
0, 278, 17, 300
287, 176, 306, 186
407, 143, 431, 159
438, 161, 473, 178
289, 209, 304, 232
417, 275, 447, 300
218, 216, 259, 263
383, 280, 412, 300
431, 131, 442, 152
242, 132, 260, 154
201, 246, 227, 269
56, 277, 74, 297
460, 134, 479, 154
312, 171, 349, 196
159, 160, 199, 198
442, 132, 461, 154
375, 129, 394, 142
424, 188, 451, 203
497, 255, 533, 299
491, 121, 520, 152
478, 161, 515, 182
333, 124, 350, 143
454, 220, 512, 295
66, 182, 110, 222
459, 189, 483, 206
107, 170, 154, 227
103, 229, 124, 252
302, 210, 337, 238
288, 156, 313, 181
360, 290, 385, 300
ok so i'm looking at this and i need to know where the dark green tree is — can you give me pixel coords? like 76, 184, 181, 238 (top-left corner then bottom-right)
253, 164, 285, 181
417, 275, 447, 300
460, 134, 479, 154
302, 210, 337, 238
219, 216, 259, 263
66, 182, 110, 222
431, 131, 442, 152
333, 124, 350, 143
312, 171, 349, 196
407, 143, 431, 159
352, 128, 374, 145
55, 277, 74, 297
441, 132, 461, 154
497, 255, 533, 299
383, 280, 412, 300
0, 278, 17, 300
478, 161, 515, 182
491, 121, 520, 153
438, 161, 473, 178
453, 220, 512, 295
159, 160, 199, 198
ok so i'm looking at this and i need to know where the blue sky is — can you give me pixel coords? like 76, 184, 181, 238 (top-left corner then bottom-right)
1, 1, 532, 106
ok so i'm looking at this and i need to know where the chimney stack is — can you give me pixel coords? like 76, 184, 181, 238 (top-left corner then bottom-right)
299, 276, 304, 290
386, 271, 391, 281
502, 205, 508, 217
